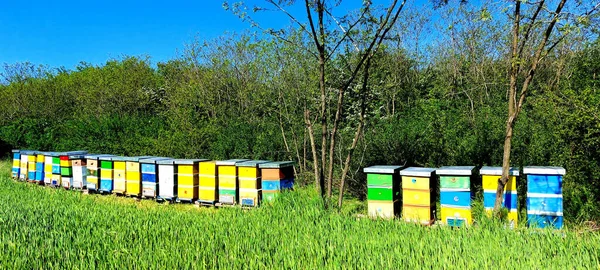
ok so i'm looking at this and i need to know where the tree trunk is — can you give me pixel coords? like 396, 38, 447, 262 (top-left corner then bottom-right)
305, 110, 321, 194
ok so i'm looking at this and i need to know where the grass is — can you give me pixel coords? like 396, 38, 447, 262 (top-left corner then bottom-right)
0, 160, 599, 269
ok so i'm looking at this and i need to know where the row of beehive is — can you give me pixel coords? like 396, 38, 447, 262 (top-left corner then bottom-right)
11, 150, 294, 207
365, 165, 565, 229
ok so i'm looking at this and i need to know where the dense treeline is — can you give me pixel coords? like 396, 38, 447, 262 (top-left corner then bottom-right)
1, 3, 599, 221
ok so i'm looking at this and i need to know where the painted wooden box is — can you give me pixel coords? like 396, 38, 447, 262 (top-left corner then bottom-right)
42, 152, 54, 185
400, 167, 437, 225
111, 156, 128, 194
364, 165, 402, 219
84, 154, 115, 191
51, 153, 62, 187
123, 156, 155, 197
59, 151, 87, 190
260, 161, 296, 204
175, 159, 208, 202
480, 166, 519, 227
35, 152, 45, 183
140, 157, 172, 199
237, 160, 270, 207
19, 150, 30, 181
157, 159, 176, 200
437, 166, 476, 227
11, 149, 20, 179
198, 161, 218, 203
524, 166, 565, 229
70, 155, 87, 190
216, 159, 249, 205
99, 156, 115, 193
27, 152, 37, 181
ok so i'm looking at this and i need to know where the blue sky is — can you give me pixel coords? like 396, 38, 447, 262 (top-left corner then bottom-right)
0, 0, 440, 69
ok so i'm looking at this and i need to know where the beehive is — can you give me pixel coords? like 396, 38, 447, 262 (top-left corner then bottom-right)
216, 159, 250, 205
35, 152, 45, 183
237, 160, 270, 207
364, 165, 402, 219
175, 159, 208, 202
111, 156, 128, 194
11, 149, 20, 179
71, 155, 87, 190
43, 152, 54, 186
124, 156, 155, 197
85, 154, 115, 192
437, 166, 476, 227
27, 151, 37, 181
157, 159, 176, 200
140, 157, 172, 199
198, 161, 218, 203
19, 150, 30, 181
480, 166, 519, 227
51, 153, 62, 187
400, 167, 437, 225
99, 156, 115, 193
59, 151, 87, 189
260, 161, 295, 204
524, 166, 565, 229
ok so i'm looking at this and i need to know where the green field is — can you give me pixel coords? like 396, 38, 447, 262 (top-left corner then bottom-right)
0, 160, 599, 269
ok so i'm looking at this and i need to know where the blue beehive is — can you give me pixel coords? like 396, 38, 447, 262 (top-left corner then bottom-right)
524, 166, 565, 229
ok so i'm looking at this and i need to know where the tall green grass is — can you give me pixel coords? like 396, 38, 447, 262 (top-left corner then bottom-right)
0, 160, 598, 269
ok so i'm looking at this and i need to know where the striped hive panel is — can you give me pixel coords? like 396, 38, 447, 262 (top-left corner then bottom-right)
441, 206, 472, 227
239, 189, 260, 207
219, 188, 237, 205
439, 176, 470, 189
177, 164, 198, 200
52, 157, 61, 174
113, 161, 126, 193
86, 159, 99, 190
440, 190, 471, 208
19, 155, 28, 180
198, 187, 218, 202
400, 168, 437, 225
368, 200, 399, 219
483, 191, 517, 210
526, 170, 564, 229
11, 152, 20, 178
141, 164, 157, 197
158, 164, 175, 199
28, 155, 37, 180
126, 161, 142, 196
35, 154, 45, 181
44, 156, 53, 184
403, 189, 431, 206
527, 195, 563, 215
99, 160, 113, 192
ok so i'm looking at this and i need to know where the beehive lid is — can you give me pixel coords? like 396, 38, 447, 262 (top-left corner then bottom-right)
174, 159, 209, 165
216, 159, 250, 166
479, 166, 520, 176
20, 150, 37, 155
99, 156, 116, 161
110, 156, 130, 161
523, 166, 565, 176
237, 160, 271, 167
156, 159, 175, 165
363, 165, 403, 174
11, 149, 20, 153
400, 167, 436, 177
436, 166, 476, 176
58, 151, 88, 156
84, 154, 115, 159
259, 161, 295, 169
123, 156, 155, 162
139, 157, 173, 164
68, 154, 86, 160
40, 151, 55, 156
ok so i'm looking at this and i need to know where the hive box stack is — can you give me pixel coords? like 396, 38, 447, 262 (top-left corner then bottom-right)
19, 150, 29, 181
60, 151, 87, 189
140, 157, 171, 199
216, 159, 249, 205
237, 160, 270, 207
198, 161, 218, 204
125, 156, 154, 197
51, 153, 62, 187
35, 152, 45, 184
85, 154, 114, 192
11, 149, 20, 179
480, 166, 519, 227
99, 156, 115, 193
43, 152, 54, 186
438, 166, 476, 227
400, 167, 437, 225
364, 165, 402, 219
524, 166, 565, 229
157, 159, 176, 201
71, 155, 87, 190
111, 157, 129, 195
176, 159, 207, 202
260, 161, 295, 203
27, 151, 37, 181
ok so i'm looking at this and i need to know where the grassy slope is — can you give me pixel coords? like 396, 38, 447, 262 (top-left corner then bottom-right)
0, 160, 599, 269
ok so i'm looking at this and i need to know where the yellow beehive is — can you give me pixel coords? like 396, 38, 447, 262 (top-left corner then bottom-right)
198, 161, 218, 202
176, 159, 207, 202
480, 166, 519, 227
237, 160, 270, 207
400, 167, 437, 225
125, 156, 153, 197
113, 158, 127, 194
216, 159, 249, 205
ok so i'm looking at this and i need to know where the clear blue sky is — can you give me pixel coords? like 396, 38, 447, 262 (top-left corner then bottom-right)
0, 0, 440, 70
